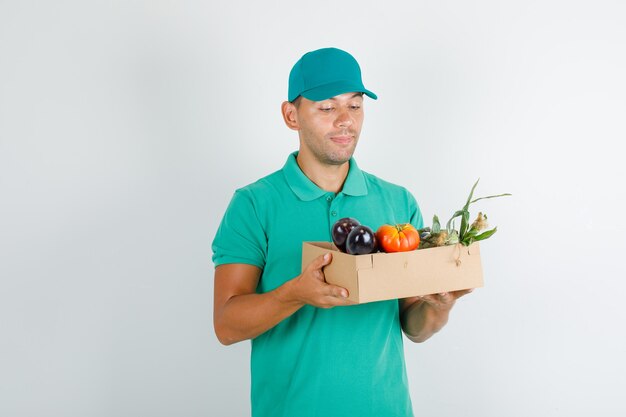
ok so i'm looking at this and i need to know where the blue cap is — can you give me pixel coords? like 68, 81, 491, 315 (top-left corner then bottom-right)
288, 47, 378, 102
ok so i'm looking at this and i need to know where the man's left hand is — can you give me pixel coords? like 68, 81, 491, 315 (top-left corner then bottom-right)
411, 289, 473, 312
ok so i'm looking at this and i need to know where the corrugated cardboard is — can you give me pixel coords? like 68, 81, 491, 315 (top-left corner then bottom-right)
301, 241, 484, 304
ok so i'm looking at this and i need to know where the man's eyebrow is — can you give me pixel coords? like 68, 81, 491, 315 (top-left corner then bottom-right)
327, 93, 364, 101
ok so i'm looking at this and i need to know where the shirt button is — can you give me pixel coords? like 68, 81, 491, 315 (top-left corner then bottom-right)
331, 211, 337, 216
326, 196, 332, 202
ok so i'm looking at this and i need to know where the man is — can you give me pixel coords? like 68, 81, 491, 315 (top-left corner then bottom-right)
212, 47, 471, 417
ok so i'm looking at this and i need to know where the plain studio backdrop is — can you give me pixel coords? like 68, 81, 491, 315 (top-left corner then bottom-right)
1, 1, 625, 416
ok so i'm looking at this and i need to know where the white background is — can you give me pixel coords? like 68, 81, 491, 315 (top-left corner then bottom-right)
1, 1, 625, 416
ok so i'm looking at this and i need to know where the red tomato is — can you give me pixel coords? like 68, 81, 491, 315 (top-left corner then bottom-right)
375, 224, 420, 253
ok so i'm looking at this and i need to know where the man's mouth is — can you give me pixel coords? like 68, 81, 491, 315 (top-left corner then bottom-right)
330, 135, 353, 144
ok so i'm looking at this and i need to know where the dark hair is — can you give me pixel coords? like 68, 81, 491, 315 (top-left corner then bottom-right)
291, 96, 302, 109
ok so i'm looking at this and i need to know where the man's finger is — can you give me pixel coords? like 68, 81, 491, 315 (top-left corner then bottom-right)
419, 293, 450, 309
322, 292, 356, 307
439, 292, 458, 304
420, 294, 439, 304
311, 252, 332, 270
450, 288, 474, 299
327, 285, 349, 299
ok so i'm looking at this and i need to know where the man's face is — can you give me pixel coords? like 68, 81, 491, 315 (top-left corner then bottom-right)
293, 92, 364, 166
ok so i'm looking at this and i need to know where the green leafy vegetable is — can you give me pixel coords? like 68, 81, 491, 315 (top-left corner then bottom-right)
419, 179, 511, 248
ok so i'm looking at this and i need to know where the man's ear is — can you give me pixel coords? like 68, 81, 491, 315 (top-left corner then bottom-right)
281, 101, 300, 131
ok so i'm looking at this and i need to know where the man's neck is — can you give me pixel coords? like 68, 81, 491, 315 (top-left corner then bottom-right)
296, 152, 350, 194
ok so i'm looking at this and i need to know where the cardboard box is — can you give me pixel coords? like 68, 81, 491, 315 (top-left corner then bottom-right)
301, 241, 484, 304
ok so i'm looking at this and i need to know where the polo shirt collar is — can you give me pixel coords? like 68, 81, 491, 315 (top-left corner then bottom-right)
282, 151, 368, 201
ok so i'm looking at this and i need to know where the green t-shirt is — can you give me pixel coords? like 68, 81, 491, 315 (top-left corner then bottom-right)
212, 151, 423, 417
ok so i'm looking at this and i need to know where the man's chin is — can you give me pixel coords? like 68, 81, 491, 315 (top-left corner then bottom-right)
323, 149, 355, 165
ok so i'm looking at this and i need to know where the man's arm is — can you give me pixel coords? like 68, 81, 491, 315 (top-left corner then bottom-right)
213, 253, 354, 345
399, 290, 473, 343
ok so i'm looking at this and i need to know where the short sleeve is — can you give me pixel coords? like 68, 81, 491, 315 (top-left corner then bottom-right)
211, 189, 267, 269
407, 191, 424, 230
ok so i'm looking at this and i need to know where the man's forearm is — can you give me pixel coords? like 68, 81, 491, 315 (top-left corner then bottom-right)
213, 254, 353, 345
214, 280, 303, 345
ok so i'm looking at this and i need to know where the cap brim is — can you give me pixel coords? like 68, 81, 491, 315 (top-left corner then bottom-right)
300, 81, 377, 101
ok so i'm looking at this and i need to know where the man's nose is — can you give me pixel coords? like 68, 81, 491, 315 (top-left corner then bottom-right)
335, 109, 353, 128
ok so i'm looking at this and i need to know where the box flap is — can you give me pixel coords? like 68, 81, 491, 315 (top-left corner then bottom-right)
355, 253, 374, 270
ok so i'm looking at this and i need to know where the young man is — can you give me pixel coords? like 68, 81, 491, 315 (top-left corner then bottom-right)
212, 47, 471, 417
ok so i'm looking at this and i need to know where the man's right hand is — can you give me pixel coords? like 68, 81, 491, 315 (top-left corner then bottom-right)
280, 253, 354, 309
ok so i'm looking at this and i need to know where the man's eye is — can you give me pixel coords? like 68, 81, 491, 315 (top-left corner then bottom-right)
321, 108, 333, 112
351, 105, 361, 110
